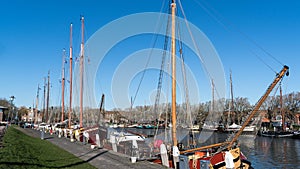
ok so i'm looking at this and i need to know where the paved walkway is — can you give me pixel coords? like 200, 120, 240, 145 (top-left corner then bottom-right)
18, 127, 166, 169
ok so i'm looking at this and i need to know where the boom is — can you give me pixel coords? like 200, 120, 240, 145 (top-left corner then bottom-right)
98, 94, 105, 124
227, 65, 289, 149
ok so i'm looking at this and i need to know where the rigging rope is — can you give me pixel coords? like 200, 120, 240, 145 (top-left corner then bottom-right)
192, 0, 284, 67
131, 1, 169, 107
250, 50, 277, 74
153, 3, 171, 144
177, 20, 193, 128
153, 6, 171, 119
178, 0, 223, 102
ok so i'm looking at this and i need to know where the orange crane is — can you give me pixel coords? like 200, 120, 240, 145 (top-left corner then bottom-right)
181, 65, 289, 154
227, 65, 289, 149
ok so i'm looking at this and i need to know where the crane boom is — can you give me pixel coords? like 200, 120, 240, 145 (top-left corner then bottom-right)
98, 94, 105, 124
227, 65, 289, 149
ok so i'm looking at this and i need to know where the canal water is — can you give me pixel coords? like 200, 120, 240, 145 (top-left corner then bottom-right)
242, 136, 300, 169
126, 128, 300, 168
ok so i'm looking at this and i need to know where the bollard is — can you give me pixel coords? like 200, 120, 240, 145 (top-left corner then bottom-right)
70, 130, 74, 142
130, 157, 137, 163
41, 129, 44, 140
96, 134, 101, 148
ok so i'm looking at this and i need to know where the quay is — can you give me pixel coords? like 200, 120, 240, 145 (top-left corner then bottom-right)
17, 127, 165, 169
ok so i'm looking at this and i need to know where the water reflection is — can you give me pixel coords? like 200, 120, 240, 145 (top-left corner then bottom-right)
241, 136, 300, 168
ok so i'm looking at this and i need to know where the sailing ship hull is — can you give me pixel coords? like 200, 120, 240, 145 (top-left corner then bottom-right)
180, 148, 252, 169
151, 147, 252, 169
292, 131, 300, 139
259, 131, 294, 138
97, 126, 148, 157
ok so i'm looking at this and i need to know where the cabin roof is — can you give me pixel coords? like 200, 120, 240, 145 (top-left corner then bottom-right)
0, 106, 8, 109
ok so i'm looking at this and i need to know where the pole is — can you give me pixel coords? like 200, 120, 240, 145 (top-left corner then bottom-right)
171, 1, 177, 147
79, 16, 84, 128
61, 49, 66, 122
46, 71, 50, 123
69, 23, 73, 129
43, 77, 46, 122
34, 84, 40, 124
230, 70, 234, 123
280, 83, 285, 131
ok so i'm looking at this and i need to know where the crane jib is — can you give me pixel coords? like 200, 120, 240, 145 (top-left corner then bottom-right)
227, 65, 289, 149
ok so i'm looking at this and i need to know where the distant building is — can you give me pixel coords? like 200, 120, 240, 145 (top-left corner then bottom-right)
0, 106, 8, 122
295, 113, 300, 125
21, 107, 33, 122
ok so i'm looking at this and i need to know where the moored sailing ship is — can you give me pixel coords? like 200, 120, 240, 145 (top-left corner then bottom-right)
143, 1, 290, 168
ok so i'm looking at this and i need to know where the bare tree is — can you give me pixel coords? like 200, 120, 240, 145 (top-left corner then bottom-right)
234, 97, 251, 124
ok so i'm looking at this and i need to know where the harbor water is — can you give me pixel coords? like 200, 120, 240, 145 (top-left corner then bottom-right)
242, 136, 300, 168
126, 128, 300, 168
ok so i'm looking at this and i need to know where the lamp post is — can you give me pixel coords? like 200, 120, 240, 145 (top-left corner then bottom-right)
7, 96, 15, 127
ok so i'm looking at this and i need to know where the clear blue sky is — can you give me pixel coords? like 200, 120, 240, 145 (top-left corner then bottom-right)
1, 0, 299, 110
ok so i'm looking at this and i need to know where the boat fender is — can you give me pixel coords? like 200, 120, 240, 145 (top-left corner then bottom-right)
225, 151, 234, 169
173, 146, 180, 169
160, 144, 169, 167
173, 146, 180, 157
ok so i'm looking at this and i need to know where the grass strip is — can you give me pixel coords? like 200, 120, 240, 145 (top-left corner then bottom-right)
0, 127, 96, 169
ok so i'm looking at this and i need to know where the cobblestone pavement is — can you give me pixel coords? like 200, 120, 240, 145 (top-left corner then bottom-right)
17, 127, 167, 169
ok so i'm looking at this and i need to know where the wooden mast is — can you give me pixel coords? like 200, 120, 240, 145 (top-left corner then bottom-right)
34, 84, 40, 124
61, 49, 66, 122
211, 79, 214, 116
280, 83, 285, 131
68, 23, 73, 128
46, 71, 50, 123
230, 70, 234, 123
43, 77, 46, 122
80, 16, 84, 128
171, 0, 177, 147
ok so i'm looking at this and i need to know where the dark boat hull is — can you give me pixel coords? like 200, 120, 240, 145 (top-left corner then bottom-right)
260, 131, 294, 138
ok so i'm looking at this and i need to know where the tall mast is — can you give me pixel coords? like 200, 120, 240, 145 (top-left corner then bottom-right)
230, 70, 234, 113
280, 83, 285, 131
80, 16, 84, 128
68, 23, 73, 128
211, 79, 214, 116
171, 0, 177, 147
229, 70, 234, 124
43, 77, 46, 122
61, 49, 66, 122
34, 84, 40, 124
46, 71, 50, 123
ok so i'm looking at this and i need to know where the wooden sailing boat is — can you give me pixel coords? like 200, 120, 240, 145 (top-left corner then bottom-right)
149, 1, 290, 168
174, 66, 289, 169
69, 17, 146, 150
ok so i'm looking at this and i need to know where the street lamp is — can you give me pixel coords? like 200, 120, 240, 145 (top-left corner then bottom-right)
8, 96, 15, 123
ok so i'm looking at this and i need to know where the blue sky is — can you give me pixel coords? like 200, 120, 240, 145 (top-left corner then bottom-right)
0, 0, 299, 110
